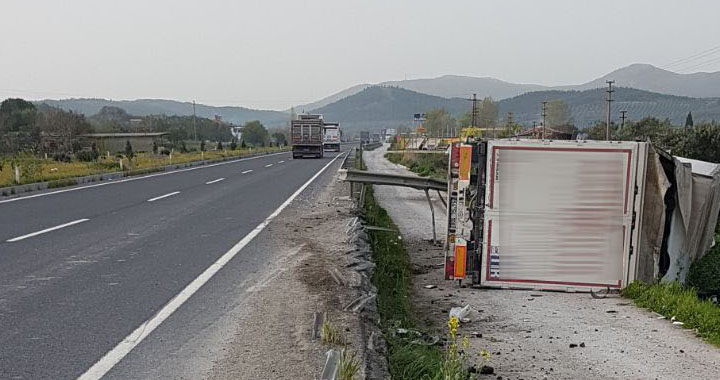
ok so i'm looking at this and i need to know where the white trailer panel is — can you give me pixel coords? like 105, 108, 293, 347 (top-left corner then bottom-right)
481, 140, 647, 291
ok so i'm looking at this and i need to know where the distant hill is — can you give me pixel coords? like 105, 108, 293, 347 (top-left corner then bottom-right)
569, 63, 720, 98
310, 85, 720, 132
37, 98, 289, 128
295, 83, 372, 112
297, 76, 546, 111
382, 75, 547, 99
310, 86, 467, 131
299, 64, 720, 112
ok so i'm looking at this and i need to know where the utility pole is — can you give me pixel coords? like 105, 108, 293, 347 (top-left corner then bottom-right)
620, 110, 628, 129
532, 121, 537, 139
605, 80, 615, 141
467, 93, 479, 128
541, 101, 547, 140
192, 100, 198, 142
506, 111, 514, 136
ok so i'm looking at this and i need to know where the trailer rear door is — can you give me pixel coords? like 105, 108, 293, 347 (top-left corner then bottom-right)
481, 140, 647, 291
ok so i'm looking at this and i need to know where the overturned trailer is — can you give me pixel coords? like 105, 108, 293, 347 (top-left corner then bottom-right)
445, 139, 720, 291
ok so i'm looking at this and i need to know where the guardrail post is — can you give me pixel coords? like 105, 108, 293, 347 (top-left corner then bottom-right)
425, 189, 436, 243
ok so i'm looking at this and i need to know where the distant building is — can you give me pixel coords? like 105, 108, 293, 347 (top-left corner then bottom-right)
230, 126, 243, 140
78, 132, 168, 153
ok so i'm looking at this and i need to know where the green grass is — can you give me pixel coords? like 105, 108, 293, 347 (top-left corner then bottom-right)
363, 185, 444, 379
622, 281, 720, 346
687, 234, 720, 295
385, 152, 447, 180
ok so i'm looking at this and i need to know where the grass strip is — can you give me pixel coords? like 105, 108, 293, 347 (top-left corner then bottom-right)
363, 185, 443, 379
622, 281, 720, 346
385, 152, 447, 180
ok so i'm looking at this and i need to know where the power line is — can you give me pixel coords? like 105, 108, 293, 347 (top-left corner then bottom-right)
675, 55, 720, 73
664, 44, 720, 69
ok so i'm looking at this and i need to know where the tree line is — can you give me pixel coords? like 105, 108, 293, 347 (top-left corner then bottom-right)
420, 98, 719, 163
0, 98, 287, 156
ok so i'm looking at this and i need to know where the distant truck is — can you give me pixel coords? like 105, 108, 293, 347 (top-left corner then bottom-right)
291, 114, 324, 158
360, 131, 370, 145
385, 128, 396, 143
323, 122, 341, 152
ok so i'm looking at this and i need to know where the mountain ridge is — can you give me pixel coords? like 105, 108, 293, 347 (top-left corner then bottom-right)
297, 63, 720, 111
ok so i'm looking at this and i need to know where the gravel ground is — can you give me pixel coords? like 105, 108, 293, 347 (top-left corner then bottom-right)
363, 144, 447, 243
208, 158, 388, 380
364, 144, 720, 380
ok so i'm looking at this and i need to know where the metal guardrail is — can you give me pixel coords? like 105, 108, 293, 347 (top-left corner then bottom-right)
339, 169, 447, 192
340, 168, 447, 242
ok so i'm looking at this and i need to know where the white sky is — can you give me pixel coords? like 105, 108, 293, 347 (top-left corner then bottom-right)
1, 0, 719, 110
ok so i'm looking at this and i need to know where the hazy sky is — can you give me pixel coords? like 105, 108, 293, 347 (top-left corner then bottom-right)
2, 0, 719, 110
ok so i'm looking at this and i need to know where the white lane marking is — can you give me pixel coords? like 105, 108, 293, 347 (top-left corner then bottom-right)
264, 164, 273, 167
6, 219, 90, 242
241, 170, 253, 174
205, 178, 225, 185
0, 152, 289, 205
278, 160, 285, 164
147, 191, 180, 202
77, 152, 346, 380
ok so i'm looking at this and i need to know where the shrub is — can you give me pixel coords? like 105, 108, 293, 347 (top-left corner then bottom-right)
688, 245, 720, 295
53, 152, 72, 162
230, 138, 237, 150
160, 148, 171, 155
217, 141, 223, 150
76, 150, 99, 162
125, 140, 134, 159
240, 140, 247, 148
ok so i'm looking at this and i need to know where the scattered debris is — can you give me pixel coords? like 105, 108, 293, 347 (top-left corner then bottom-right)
328, 268, 345, 286
344, 293, 377, 313
424, 284, 437, 289
449, 304, 471, 320
480, 365, 495, 375
320, 349, 340, 380
311, 312, 324, 342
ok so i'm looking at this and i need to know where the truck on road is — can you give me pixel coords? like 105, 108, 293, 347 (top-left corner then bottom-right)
291, 114, 325, 158
322, 122, 341, 152
359, 131, 370, 145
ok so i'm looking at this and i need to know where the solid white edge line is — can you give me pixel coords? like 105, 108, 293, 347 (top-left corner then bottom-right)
205, 178, 225, 185
0, 152, 289, 205
147, 191, 181, 202
241, 170, 253, 174
77, 152, 346, 380
264, 164, 273, 167
6, 218, 90, 242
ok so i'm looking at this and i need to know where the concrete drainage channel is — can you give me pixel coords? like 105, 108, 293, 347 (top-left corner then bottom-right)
319, 149, 390, 380
320, 215, 387, 380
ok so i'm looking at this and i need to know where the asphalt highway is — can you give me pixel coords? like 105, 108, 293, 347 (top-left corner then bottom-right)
0, 148, 348, 379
